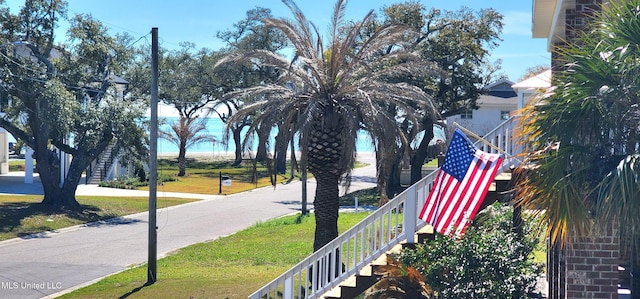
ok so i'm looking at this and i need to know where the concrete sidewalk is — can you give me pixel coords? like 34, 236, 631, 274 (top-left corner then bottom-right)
0, 153, 377, 299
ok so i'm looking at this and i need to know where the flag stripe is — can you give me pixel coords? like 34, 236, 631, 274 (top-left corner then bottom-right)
448, 157, 492, 232
437, 155, 484, 234
451, 155, 501, 235
418, 129, 504, 237
454, 155, 503, 234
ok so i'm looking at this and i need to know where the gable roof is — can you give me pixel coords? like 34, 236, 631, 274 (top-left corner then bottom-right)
512, 69, 551, 91
483, 78, 517, 98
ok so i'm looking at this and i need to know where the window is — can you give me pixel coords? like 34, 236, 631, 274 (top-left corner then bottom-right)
460, 110, 473, 119
501, 111, 511, 120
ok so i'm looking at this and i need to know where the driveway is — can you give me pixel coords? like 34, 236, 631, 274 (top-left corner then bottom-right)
0, 153, 377, 298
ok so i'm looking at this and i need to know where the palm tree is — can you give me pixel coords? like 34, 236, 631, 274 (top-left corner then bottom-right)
159, 116, 216, 176
515, 0, 640, 292
216, 0, 436, 251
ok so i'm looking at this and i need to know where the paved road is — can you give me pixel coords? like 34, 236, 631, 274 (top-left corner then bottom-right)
0, 154, 377, 299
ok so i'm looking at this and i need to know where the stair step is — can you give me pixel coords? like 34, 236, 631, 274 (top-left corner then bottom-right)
371, 252, 389, 266
416, 225, 435, 244
323, 285, 342, 299
323, 246, 399, 299
322, 272, 383, 299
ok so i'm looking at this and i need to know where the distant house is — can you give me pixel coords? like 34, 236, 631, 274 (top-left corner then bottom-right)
444, 72, 553, 139
1, 41, 129, 183
512, 69, 551, 109
445, 78, 518, 137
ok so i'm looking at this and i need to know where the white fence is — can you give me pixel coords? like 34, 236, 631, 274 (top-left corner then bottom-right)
249, 117, 520, 299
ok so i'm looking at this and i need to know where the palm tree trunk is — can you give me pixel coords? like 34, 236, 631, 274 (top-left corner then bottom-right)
177, 140, 187, 176
255, 125, 269, 162
231, 126, 243, 166
307, 108, 344, 251
313, 174, 340, 251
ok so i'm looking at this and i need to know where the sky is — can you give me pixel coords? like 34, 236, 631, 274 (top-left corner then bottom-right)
6, 0, 551, 82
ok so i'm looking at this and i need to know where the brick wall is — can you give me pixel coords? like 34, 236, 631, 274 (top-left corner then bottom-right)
547, 1, 621, 298
565, 227, 619, 299
565, 0, 602, 40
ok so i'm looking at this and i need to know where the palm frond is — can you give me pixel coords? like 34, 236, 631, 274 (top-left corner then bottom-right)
214, 49, 291, 72
330, 0, 348, 44
597, 154, 640, 230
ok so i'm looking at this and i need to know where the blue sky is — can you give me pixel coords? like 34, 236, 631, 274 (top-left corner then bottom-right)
7, 0, 550, 82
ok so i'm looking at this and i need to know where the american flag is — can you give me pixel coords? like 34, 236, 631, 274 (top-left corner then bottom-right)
419, 129, 504, 236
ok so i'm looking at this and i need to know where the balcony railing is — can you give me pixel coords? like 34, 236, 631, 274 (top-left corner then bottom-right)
249, 116, 520, 299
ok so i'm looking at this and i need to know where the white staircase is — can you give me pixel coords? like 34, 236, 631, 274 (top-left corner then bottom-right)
249, 117, 521, 299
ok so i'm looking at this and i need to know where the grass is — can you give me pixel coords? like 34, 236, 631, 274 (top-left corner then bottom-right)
0, 195, 196, 241
141, 158, 370, 195
3, 155, 547, 296
59, 212, 372, 299
0, 156, 377, 242
424, 158, 439, 167
8, 159, 33, 172
138, 158, 302, 194
339, 187, 380, 207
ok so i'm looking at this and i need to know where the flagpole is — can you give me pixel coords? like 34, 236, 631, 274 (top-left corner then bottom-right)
433, 157, 445, 233
453, 122, 512, 158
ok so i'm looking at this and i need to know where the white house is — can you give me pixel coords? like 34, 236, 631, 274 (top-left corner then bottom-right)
445, 79, 518, 137
512, 69, 552, 110
1, 41, 129, 184
445, 73, 552, 138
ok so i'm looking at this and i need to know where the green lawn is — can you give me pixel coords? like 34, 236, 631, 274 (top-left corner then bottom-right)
0, 195, 197, 241
133, 159, 369, 195
58, 212, 371, 299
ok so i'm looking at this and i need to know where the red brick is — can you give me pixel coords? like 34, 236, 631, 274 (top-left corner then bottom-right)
593, 265, 615, 271
592, 292, 615, 299
587, 271, 601, 279
600, 285, 618, 293
600, 244, 618, 251
585, 257, 602, 265
600, 271, 619, 279
593, 278, 614, 285
572, 250, 592, 257
595, 237, 612, 243
567, 291, 586, 298
568, 257, 586, 264
585, 285, 600, 292
567, 283, 586, 291
593, 251, 612, 258
573, 264, 593, 271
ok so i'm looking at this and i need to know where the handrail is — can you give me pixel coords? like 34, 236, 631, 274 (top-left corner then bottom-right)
249, 117, 520, 299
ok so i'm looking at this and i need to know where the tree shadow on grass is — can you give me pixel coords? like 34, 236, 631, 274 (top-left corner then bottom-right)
0, 201, 125, 240
159, 157, 232, 170
119, 281, 155, 299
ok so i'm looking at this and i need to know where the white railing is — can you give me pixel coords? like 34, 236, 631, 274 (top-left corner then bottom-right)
249, 117, 520, 299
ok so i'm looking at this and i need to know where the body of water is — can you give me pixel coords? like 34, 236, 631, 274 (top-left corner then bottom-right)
157, 116, 376, 154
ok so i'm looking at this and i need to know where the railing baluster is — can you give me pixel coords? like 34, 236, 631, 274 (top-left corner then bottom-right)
284, 276, 293, 299
404, 187, 417, 245
249, 117, 521, 299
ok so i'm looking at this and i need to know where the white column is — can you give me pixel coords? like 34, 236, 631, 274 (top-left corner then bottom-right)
0, 131, 8, 174
517, 90, 525, 110
25, 147, 33, 184
403, 186, 417, 244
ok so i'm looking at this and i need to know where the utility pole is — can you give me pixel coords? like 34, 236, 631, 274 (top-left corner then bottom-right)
147, 27, 158, 285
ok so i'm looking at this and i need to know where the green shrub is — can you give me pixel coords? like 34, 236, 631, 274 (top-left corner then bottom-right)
99, 176, 146, 189
398, 203, 543, 299
98, 173, 177, 189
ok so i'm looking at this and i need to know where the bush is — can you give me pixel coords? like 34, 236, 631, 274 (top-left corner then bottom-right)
99, 176, 147, 189
398, 203, 543, 299
98, 173, 177, 189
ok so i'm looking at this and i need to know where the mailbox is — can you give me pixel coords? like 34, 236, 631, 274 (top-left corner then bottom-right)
221, 175, 232, 186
